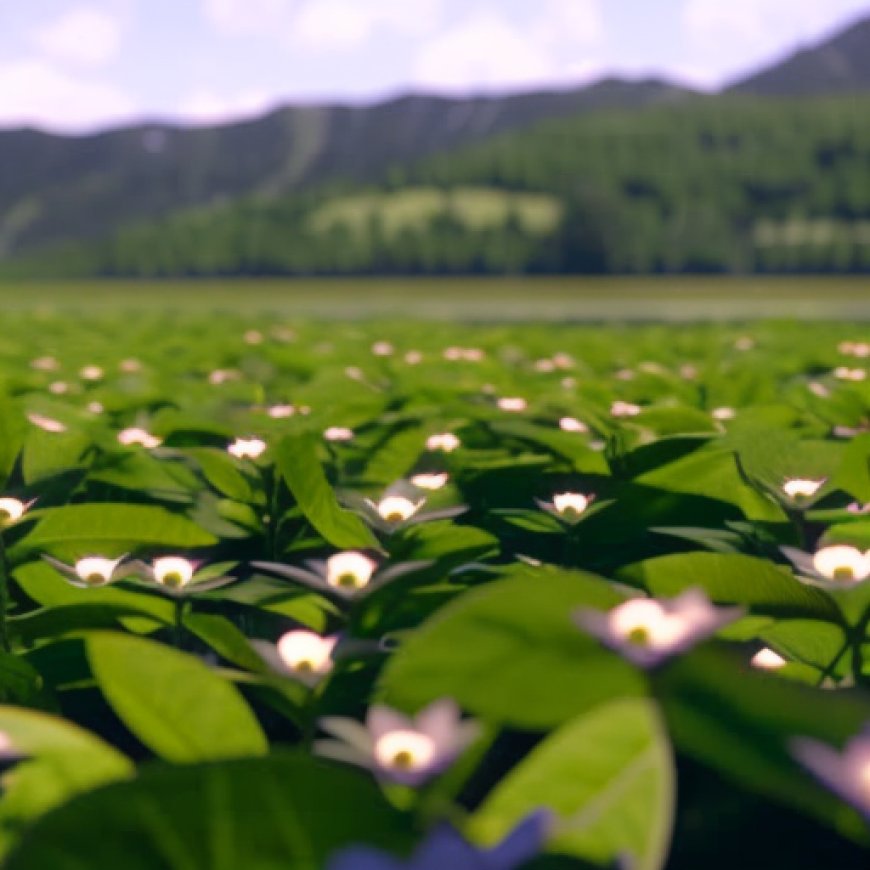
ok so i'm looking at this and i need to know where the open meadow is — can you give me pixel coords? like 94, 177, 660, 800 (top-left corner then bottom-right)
0, 278, 867, 867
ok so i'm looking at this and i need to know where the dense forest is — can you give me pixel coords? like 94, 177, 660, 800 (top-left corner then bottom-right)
12, 94, 870, 278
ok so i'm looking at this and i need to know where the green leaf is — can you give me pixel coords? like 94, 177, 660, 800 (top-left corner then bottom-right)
11, 503, 217, 560
0, 707, 133, 853
379, 567, 645, 729
274, 433, 379, 549
188, 447, 257, 502
23, 428, 91, 484
472, 698, 675, 870
86, 632, 267, 762
3, 753, 411, 870
619, 551, 841, 622
0, 395, 25, 487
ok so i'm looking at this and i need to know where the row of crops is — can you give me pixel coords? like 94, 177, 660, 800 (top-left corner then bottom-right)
0, 311, 869, 868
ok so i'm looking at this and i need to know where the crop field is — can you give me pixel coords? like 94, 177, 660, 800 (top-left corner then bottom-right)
0, 287, 869, 868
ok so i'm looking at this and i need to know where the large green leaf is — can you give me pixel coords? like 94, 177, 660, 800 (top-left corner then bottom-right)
274, 433, 379, 550
0, 395, 25, 487
0, 707, 133, 853
472, 698, 675, 870
3, 754, 411, 870
379, 567, 646, 729
86, 632, 267, 762
11, 503, 217, 560
620, 551, 841, 622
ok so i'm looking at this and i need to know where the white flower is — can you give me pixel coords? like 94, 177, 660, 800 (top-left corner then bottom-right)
426, 432, 460, 453
751, 648, 787, 670
317, 699, 479, 787
80, 365, 103, 381
792, 725, 870, 821
48, 381, 69, 395
443, 346, 463, 361
534, 359, 556, 373
835, 367, 866, 382
326, 552, 377, 590
497, 397, 527, 412
463, 348, 485, 362
87, 402, 104, 415
324, 427, 354, 442
117, 427, 161, 449
574, 589, 743, 668
712, 407, 736, 421
782, 478, 825, 502
152, 556, 196, 590
252, 552, 428, 600
27, 413, 66, 433
783, 544, 870, 587
276, 630, 338, 682
73, 556, 125, 587
376, 496, 423, 524
119, 358, 142, 373
267, 404, 295, 418
808, 382, 830, 398
410, 472, 449, 491
537, 491, 593, 524
228, 437, 267, 459
0, 498, 31, 526
611, 400, 641, 418
30, 356, 59, 371
372, 341, 394, 357
559, 416, 588, 433
243, 329, 263, 345
404, 351, 423, 365
553, 352, 574, 369
734, 336, 755, 351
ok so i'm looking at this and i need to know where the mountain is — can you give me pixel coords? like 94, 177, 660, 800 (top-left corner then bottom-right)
730, 15, 870, 95
0, 78, 691, 257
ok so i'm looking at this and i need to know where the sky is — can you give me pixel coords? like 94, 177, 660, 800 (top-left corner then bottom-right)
2, 0, 870, 133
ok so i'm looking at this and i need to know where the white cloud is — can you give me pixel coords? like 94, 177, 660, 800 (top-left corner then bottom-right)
292, 0, 443, 50
32, 5, 123, 68
413, 8, 559, 92
177, 88, 274, 124
0, 58, 136, 132
532, 0, 604, 49
202, 0, 296, 35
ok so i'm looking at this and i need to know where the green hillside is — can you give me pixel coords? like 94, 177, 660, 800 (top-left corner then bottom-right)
14, 94, 870, 278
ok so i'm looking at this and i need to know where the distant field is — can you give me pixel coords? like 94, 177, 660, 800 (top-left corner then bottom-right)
2, 275, 870, 320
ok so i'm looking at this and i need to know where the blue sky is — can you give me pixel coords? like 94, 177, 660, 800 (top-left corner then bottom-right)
2, 0, 870, 132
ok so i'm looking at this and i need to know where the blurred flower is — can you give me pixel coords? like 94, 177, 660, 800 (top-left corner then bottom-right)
243, 329, 263, 345
372, 341, 394, 357
404, 350, 423, 365
792, 725, 870, 821
117, 427, 161, 449
42, 555, 132, 588
376, 495, 423, 524
0, 498, 31, 527
27, 412, 66, 433
835, 367, 866, 382
328, 810, 550, 870
228, 437, 266, 459
536, 492, 593, 525
559, 416, 588, 433
119, 358, 142, 373
847, 502, 870, 515
712, 407, 736, 421
497, 397, 527, 412
808, 382, 830, 398
426, 432, 460, 452
782, 545, 870, 585
734, 336, 755, 351
79, 365, 103, 381
574, 589, 743, 668
553, 352, 574, 369
30, 355, 59, 371
86, 401, 104, 415
324, 426, 354, 442
251, 551, 429, 601
534, 358, 556, 373
209, 368, 240, 385
410, 472, 449, 491
317, 699, 479, 787
611, 400, 641, 418
751, 648, 787, 670
48, 381, 69, 395
252, 630, 339, 687
267, 404, 295, 418
781, 478, 825, 503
